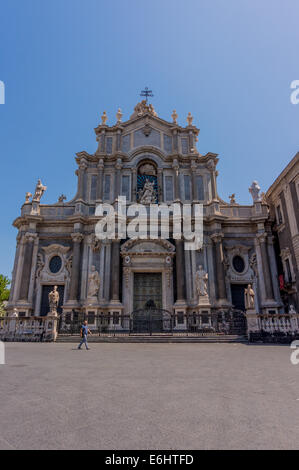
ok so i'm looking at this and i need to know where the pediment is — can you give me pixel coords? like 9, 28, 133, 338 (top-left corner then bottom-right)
121, 239, 175, 254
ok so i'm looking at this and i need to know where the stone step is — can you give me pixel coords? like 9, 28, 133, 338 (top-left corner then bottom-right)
56, 334, 248, 344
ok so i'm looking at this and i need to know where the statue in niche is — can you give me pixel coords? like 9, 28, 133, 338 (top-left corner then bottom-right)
33, 179, 47, 202
244, 284, 255, 310
48, 286, 59, 315
138, 179, 157, 204
87, 265, 100, 298
195, 265, 209, 298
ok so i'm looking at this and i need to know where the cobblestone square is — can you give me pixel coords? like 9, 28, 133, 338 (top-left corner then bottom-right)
0, 343, 299, 450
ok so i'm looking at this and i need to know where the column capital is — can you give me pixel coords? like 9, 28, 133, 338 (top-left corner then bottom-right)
256, 232, 268, 244
210, 232, 224, 243
79, 161, 88, 171
71, 233, 84, 244
24, 232, 38, 244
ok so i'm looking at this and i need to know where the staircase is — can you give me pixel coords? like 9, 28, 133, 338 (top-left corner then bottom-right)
56, 333, 248, 344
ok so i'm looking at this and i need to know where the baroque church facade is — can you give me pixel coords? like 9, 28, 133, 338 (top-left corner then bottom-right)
7, 100, 284, 332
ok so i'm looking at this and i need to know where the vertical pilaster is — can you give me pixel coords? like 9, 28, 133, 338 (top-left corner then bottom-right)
96, 159, 104, 202
191, 161, 197, 201
132, 168, 137, 202
77, 161, 87, 200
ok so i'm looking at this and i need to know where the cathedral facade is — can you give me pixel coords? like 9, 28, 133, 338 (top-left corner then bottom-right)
7, 101, 284, 332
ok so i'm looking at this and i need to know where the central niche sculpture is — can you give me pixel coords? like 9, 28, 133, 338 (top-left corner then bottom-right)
137, 162, 158, 203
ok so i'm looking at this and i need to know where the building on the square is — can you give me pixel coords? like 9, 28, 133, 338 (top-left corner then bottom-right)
266, 152, 299, 312
6, 100, 286, 334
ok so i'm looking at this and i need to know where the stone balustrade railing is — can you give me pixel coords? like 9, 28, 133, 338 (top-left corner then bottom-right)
257, 314, 298, 334
0, 316, 58, 342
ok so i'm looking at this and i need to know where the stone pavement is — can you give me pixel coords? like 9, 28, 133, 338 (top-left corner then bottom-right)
0, 343, 298, 450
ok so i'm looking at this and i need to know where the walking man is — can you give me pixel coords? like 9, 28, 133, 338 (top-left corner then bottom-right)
78, 320, 92, 350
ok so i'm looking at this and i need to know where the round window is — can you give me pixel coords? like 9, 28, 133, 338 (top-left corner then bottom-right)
232, 255, 245, 273
49, 255, 62, 274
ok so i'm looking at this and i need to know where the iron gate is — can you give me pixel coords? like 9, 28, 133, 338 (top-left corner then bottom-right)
131, 308, 173, 334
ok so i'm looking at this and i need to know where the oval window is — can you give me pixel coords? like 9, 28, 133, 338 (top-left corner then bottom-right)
49, 255, 62, 274
232, 255, 245, 273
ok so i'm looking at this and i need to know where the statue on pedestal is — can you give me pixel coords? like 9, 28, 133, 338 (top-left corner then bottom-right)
33, 179, 47, 202
195, 265, 209, 298
244, 284, 255, 310
48, 286, 59, 315
87, 266, 100, 298
9, 308, 19, 318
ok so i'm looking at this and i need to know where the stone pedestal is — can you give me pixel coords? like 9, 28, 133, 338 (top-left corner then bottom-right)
174, 301, 187, 330
246, 309, 259, 333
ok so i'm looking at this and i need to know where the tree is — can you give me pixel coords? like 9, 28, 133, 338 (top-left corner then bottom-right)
0, 275, 11, 317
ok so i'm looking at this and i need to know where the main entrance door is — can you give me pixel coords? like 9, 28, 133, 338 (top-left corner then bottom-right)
230, 284, 247, 311
133, 273, 162, 310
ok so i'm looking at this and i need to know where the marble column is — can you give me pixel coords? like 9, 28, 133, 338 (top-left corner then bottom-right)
96, 159, 104, 202
114, 159, 122, 200
211, 233, 227, 301
175, 240, 186, 301
18, 233, 37, 301
173, 159, 180, 200
258, 233, 274, 301
111, 240, 120, 302
69, 233, 84, 301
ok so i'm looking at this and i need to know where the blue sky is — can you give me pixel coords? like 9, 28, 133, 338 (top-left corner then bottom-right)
0, 0, 298, 277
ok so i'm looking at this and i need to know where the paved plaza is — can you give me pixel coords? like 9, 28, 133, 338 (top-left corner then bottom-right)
0, 342, 299, 450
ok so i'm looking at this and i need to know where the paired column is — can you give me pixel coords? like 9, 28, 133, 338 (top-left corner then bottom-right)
175, 240, 186, 302
69, 233, 84, 302
110, 240, 120, 302
211, 233, 227, 301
